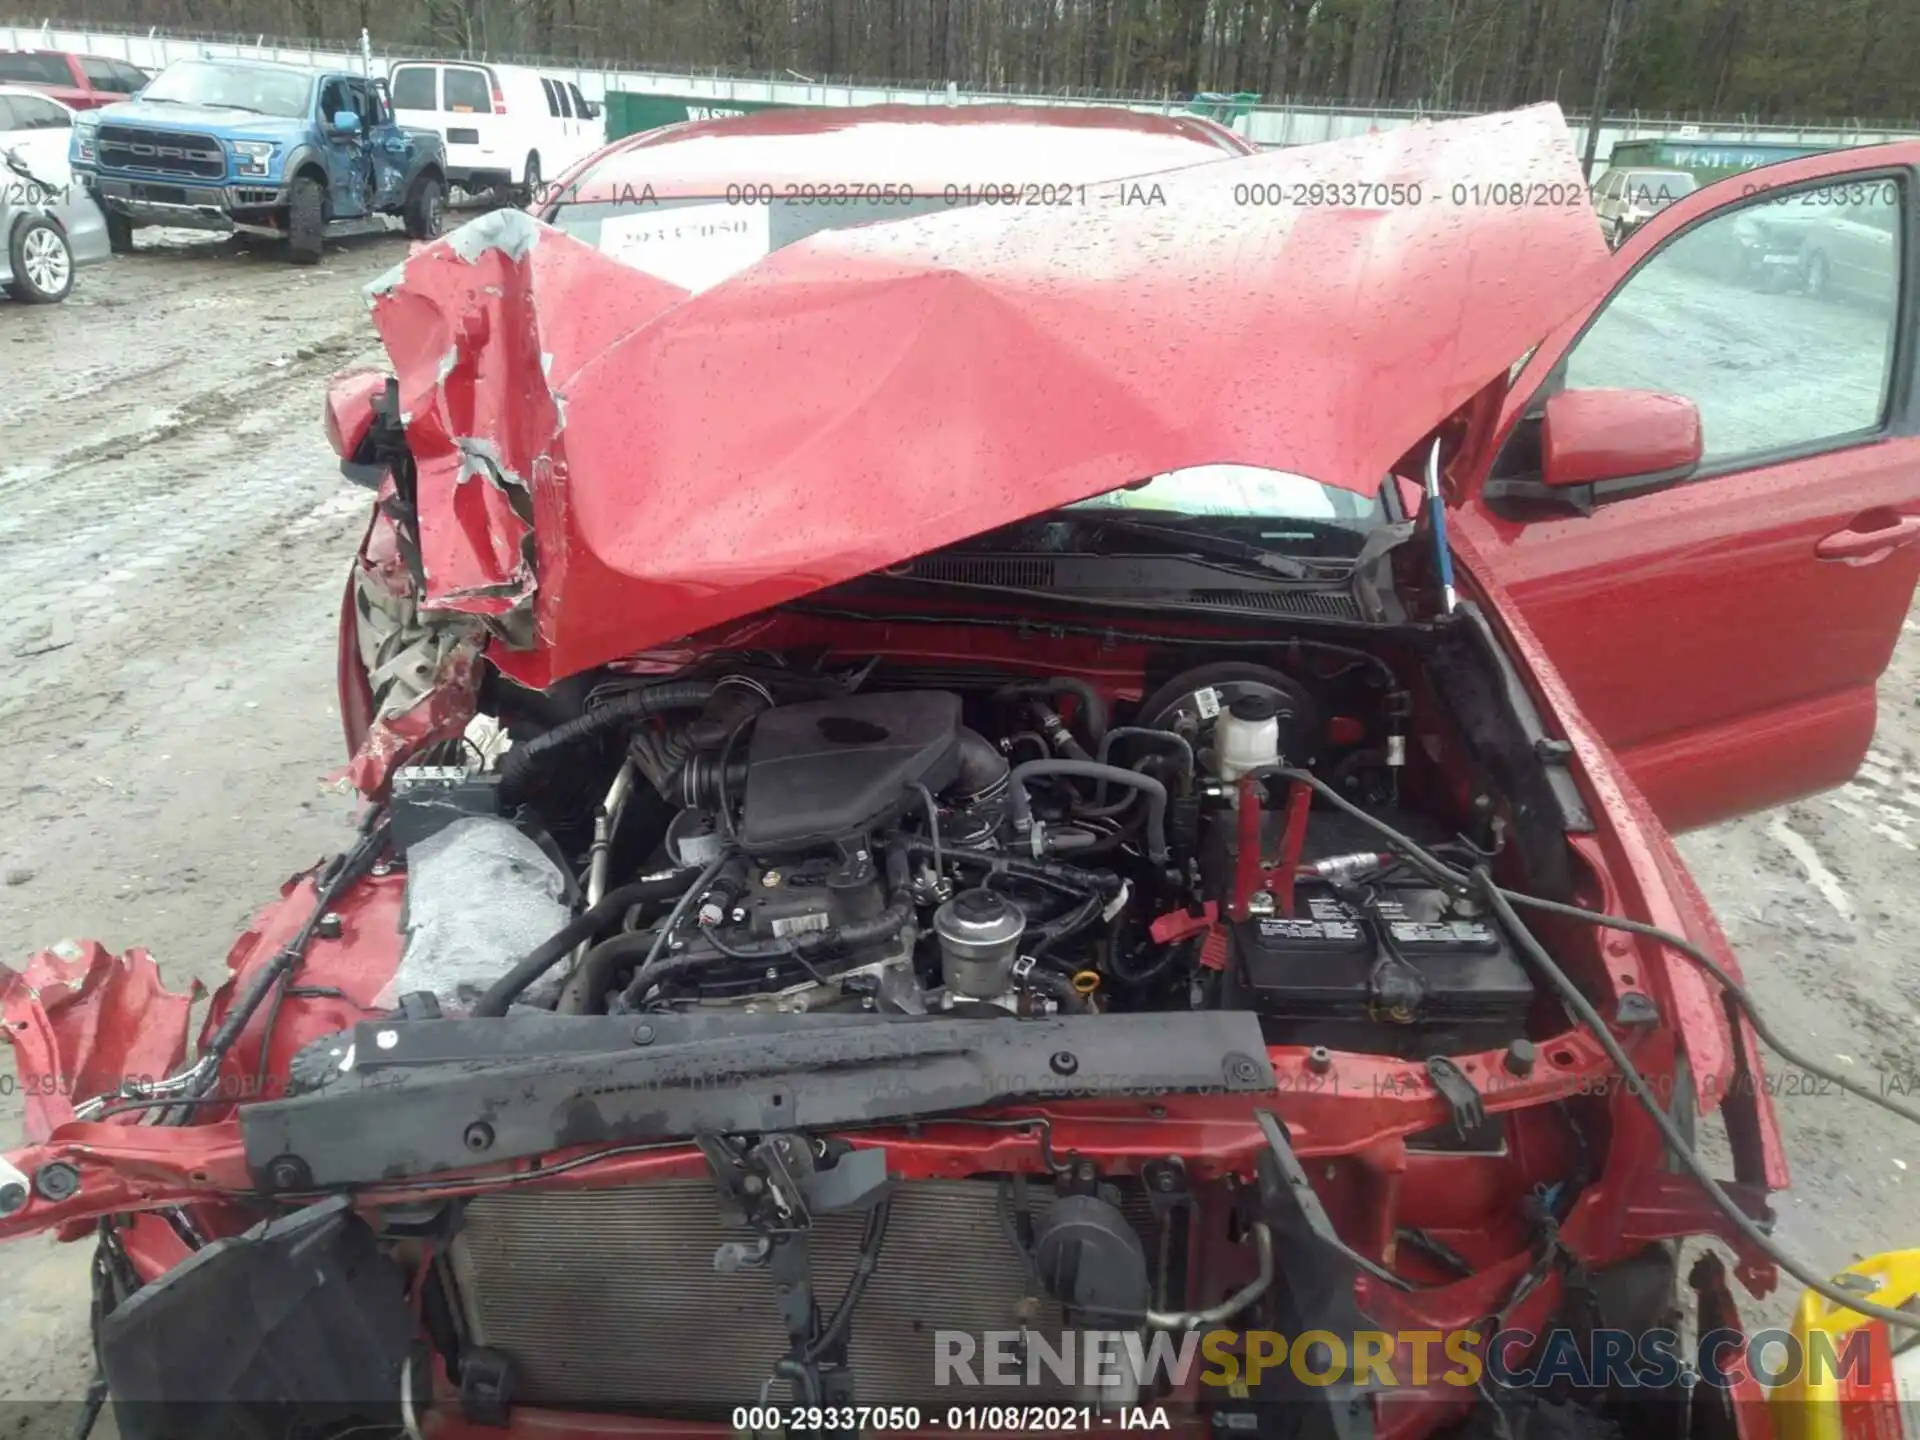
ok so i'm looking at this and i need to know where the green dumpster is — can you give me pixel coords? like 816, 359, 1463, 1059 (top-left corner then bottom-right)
603, 90, 793, 141
1183, 92, 1261, 125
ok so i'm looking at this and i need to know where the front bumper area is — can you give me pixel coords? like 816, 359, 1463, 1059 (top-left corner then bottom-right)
82, 173, 291, 237
57, 1121, 1788, 1440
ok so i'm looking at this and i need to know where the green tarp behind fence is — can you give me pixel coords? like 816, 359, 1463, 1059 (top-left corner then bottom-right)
604, 89, 1265, 141
604, 90, 793, 139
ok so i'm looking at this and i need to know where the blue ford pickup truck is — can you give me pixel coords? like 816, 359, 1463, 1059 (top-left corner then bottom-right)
69, 57, 448, 264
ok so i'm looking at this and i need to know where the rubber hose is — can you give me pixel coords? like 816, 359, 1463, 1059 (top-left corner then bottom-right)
896, 838, 1119, 896
952, 727, 1011, 797
1076, 754, 1170, 820
472, 867, 699, 1016
994, 679, 1108, 744
1055, 807, 1146, 858
499, 681, 719, 802
692, 886, 917, 968
560, 930, 662, 1013
629, 843, 912, 996
1108, 934, 1197, 987
1095, 726, 1195, 784
1030, 702, 1094, 763
1008, 760, 1169, 862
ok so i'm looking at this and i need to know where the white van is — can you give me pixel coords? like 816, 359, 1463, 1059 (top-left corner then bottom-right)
388, 60, 604, 201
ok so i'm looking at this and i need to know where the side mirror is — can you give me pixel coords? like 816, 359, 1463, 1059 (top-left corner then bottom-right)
1541, 388, 1703, 490
331, 110, 362, 135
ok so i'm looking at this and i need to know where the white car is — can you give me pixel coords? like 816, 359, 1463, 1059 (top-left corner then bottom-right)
2, 146, 111, 303
0, 83, 75, 192
387, 59, 602, 203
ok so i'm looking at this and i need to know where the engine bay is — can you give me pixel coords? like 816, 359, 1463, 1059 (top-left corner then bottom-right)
374, 629, 1575, 1065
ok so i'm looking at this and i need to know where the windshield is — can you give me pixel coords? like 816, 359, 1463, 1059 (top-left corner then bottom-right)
551, 194, 973, 292
1073, 465, 1382, 534
140, 60, 312, 118
0, 53, 71, 86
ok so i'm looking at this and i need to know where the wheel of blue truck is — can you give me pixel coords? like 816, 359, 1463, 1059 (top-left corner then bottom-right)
286, 174, 326, 266
405, 174, 445, 241
103, 208, 134, 254
6, 217, 73, 303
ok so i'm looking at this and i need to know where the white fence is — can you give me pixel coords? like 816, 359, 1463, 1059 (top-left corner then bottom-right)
7, 16, 1916, 158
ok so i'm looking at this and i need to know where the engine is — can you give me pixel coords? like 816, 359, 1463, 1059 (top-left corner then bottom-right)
390, 653, 1536, 1058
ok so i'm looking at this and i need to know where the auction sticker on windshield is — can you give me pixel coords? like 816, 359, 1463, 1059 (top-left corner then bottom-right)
598, 201, 771, 293
1074, 464, 1343, 518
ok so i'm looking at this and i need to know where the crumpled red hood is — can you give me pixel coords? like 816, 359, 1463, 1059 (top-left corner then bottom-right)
368, 102, 1609, 684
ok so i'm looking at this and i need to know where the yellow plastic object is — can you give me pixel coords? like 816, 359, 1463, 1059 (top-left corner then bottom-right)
1771, 1249, 1920, 1440
1070, 970, 1101, 996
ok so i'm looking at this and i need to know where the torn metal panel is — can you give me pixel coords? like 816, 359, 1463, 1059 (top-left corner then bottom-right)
0, 941, 201, 1140
365, 207, 687, 628
375, 105, 1609, 685
343, 635, 483, 797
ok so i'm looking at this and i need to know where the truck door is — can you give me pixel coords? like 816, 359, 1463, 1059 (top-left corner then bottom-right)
316, 75, 372, 217
363, 80, 408, 207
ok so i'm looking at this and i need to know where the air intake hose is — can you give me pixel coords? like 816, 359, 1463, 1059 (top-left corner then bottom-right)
499, 680, 721, 803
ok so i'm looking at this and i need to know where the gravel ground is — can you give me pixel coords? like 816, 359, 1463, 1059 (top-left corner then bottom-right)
0, 222, 1916, 1419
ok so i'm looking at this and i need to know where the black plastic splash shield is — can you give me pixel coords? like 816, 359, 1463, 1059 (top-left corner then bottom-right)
99, 1196, 415, 1440
241, 1010, 1276, 1190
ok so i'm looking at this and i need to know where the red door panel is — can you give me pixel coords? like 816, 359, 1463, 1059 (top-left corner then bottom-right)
1457, 147, 1920, 833
1456, 439, 1920, 831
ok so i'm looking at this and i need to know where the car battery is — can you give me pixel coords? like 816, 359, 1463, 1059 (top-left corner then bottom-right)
1231, 882, 1535, 1056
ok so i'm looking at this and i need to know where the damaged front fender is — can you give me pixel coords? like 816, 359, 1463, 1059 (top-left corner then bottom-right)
0, 941, 201, 1142
364, 207, 686, 628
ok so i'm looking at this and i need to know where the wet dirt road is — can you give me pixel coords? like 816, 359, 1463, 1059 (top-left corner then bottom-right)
0, 227, 402, 1421
0, 223, 1917, 1419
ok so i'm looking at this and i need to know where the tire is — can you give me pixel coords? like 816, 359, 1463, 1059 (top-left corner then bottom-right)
285, 173, 326, 266
103, 208, 134, 255
1802, 249, 1830, 299
517, 151, 542, 208
5, 217, 73, 303
404, 173, 445, 241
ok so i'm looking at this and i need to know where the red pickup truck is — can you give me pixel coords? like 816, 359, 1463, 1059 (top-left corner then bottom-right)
0, 48, 148, 110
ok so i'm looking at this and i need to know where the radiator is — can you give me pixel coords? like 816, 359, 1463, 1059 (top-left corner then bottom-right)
445, 1179, 1093, 1414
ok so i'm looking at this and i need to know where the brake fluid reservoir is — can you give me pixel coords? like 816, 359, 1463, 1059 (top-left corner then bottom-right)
1215, 694, 1282, 780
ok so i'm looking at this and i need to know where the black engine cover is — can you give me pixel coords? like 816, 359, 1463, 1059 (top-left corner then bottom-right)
739, 691, 963, 851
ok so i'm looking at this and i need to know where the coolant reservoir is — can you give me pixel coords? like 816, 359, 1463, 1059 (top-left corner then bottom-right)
1214, 694, 1282, 780
1771, 1248, 1920, 1440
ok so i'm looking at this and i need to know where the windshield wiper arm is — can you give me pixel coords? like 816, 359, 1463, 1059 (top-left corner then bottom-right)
1046, 512, 1333, 580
